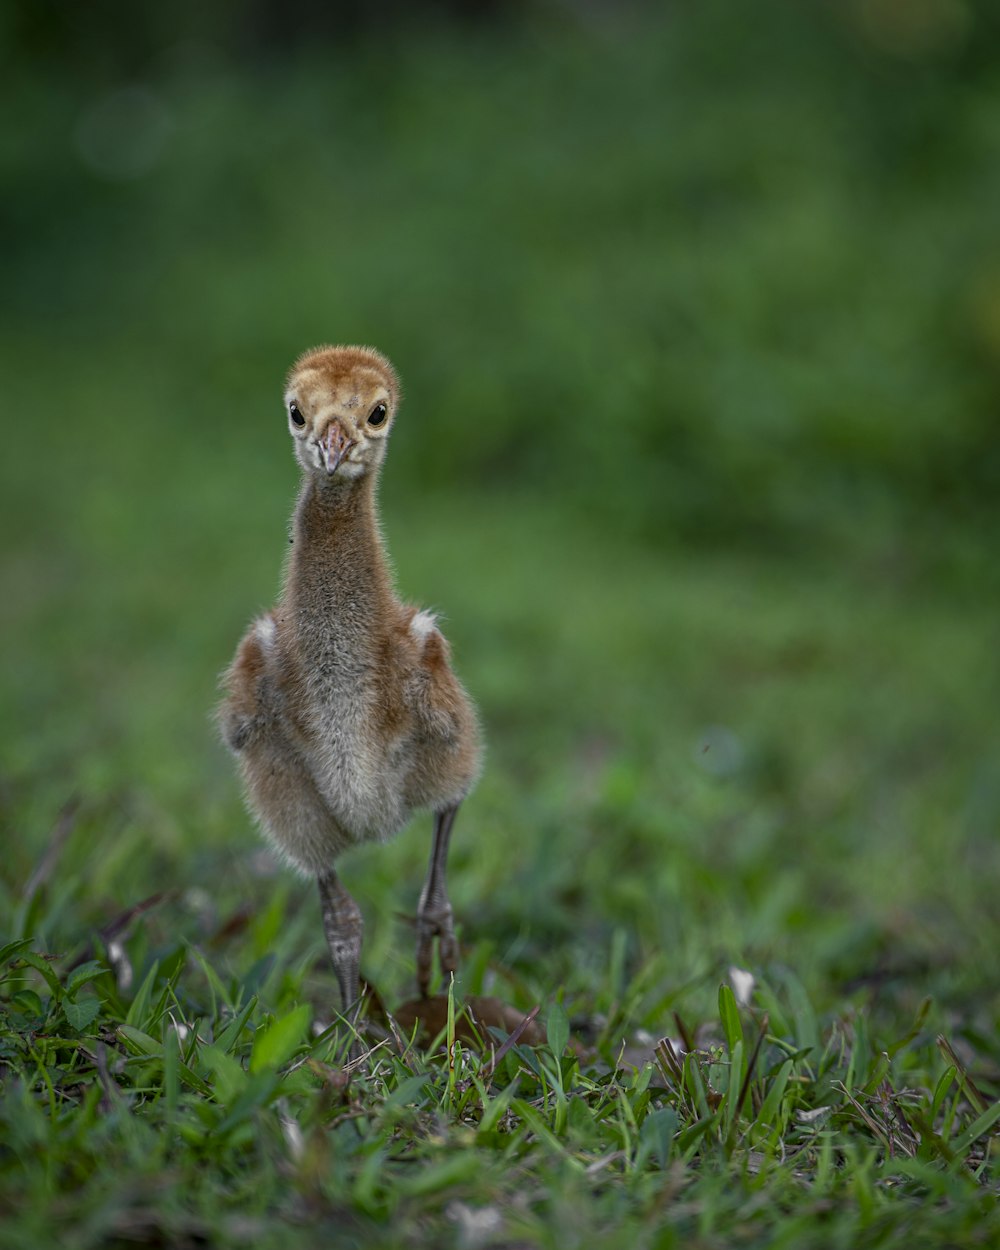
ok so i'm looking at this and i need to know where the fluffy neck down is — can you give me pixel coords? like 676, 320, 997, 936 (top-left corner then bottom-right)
284, 472, 395, 660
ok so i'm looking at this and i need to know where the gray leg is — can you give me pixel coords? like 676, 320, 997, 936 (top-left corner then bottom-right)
318, 870, 364, 1018
416, 803, 460, 998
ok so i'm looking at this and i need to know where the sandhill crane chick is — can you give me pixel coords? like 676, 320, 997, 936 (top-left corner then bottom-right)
219, 345, 481, 1019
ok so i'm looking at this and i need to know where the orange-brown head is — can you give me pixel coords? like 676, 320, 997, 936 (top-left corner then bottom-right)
284, 345, 401, 481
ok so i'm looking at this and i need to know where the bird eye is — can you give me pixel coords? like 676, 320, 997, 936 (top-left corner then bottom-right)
289, 403, 305, 427
368, 403, 388, 427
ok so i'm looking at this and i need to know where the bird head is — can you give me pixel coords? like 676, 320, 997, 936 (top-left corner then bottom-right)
284, 344, 400, 482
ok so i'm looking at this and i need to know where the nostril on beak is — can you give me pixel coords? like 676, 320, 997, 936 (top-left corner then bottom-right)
323, 421, 357, 474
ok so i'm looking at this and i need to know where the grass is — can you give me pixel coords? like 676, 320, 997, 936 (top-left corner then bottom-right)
2, 1, 1000, 1245
1, 903, 998, 1248
2, 501, 998, 1248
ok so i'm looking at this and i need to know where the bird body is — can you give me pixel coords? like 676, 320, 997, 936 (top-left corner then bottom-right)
219, 345, 480, 1012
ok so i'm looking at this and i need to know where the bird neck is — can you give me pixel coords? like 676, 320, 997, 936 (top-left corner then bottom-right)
285, 471, 394, 641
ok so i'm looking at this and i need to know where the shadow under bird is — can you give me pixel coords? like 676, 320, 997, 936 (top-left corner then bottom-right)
218, 344, 482, 1024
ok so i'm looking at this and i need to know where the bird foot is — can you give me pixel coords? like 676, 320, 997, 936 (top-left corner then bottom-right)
415, 902, 458, 998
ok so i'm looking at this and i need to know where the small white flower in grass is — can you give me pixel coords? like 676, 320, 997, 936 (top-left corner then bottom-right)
106, 939, 132, 992
277, 1100, 305, 1162
796, 1106, 832, 1123
167, 1015, 190, 1043
447, 1202, 503, 1247
183, 887, 214, 915
729, 966, 755, 1006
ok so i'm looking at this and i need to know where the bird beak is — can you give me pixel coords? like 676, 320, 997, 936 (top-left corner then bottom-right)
322, 421, 356, 474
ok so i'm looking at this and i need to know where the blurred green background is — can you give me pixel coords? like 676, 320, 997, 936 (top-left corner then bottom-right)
2, 0, 999, 1016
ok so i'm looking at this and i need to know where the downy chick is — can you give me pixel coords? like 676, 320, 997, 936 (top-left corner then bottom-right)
219, 344, 481, 1018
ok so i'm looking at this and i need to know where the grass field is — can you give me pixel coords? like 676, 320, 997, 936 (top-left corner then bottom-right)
2, 3, 999, 1246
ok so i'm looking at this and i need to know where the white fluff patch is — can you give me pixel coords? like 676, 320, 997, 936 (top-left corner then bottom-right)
256, 615, 276, 647
410, 610, 438, 640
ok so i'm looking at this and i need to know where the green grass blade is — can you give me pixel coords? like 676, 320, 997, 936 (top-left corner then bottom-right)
718, 984, 743, 1054
950, 1100, 1000, 1161
249, 1003, 311, 1074
547, 1000, 570, 1060
124, 961, 161, 1028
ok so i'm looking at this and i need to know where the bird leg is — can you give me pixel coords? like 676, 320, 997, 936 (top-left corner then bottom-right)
416, 803, 461, 998
317, 869, 364, 1023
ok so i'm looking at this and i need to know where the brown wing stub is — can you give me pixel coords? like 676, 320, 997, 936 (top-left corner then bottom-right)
218, 623, 269, 752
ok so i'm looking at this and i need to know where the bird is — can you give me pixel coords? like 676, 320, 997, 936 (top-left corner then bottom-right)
218, 344, 482, 1028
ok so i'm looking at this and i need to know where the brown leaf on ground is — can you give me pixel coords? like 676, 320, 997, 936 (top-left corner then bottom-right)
392, 995, 545, 1049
